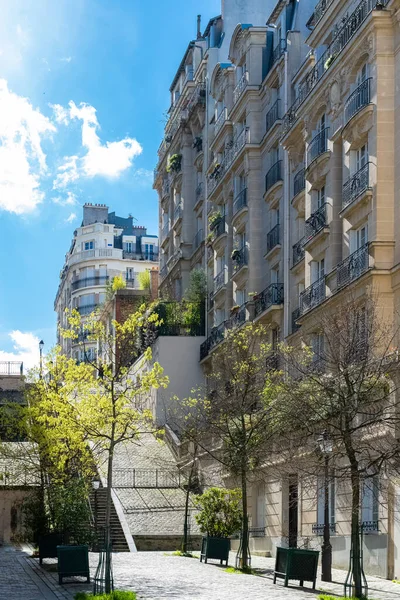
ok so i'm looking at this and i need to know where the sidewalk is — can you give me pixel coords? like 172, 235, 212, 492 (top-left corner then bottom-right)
0, 545, 399, 600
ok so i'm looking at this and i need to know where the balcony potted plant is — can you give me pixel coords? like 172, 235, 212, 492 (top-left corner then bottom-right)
210, 163, 221, 179
206, 232, 214, 247
195, 487, 242, 566
193, 136, 203, 152
208, 210, 222, 231
167, 153, 182, 174
324, 53, 336, 70
230, 304, 240, 314
231, 248, 241, 261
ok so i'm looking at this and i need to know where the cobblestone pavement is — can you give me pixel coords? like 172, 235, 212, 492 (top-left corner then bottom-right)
1, 546, 399, 600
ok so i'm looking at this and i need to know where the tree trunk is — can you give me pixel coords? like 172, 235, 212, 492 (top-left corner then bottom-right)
182, 449, 197, 554
240, 465, 249, 570
105, 442, 114, 594
350, 467, 362, 598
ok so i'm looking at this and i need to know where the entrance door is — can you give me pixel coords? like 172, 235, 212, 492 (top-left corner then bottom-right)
288, 475, 298, 548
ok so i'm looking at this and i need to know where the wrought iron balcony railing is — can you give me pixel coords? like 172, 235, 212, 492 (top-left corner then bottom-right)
159, 265, 168, 280
307, 127, 329, 165
196, 181, 204, 202
291, 307, 301, 334
344, 78, 371, 125
77, 304, 99, 316
162, 178, 170, 198
266, 224, 280, 253
266, 100, 281, 133
208, 128, 249, 194
282, 0, 384, 137
361, 520, 379, 532
300, 276, 326, 314
342, 162, 370, 209
232, 246, 248, 274
271, 39, 287, 68
233, 71, 249, 105
313, 0, 335, 25
173, 203, 183, 223
71, 276, 109, 292
0, 361, 23, 376
293, 168, 305, 198
215, 107, 227, 135
305, 203, 327, 241
254, 283, 284, 318
214, 270, 226, 294
233, 188, 247, 215
228, 304, 247, 329
337, 243, 370, 289
193, 229, 204, 250
161, 222, 170, 240
292, 238, 305, 266
200, 321, 227, 360
312, 523, 336, 534
265, 160, 282, 193
212, 216, 226, 239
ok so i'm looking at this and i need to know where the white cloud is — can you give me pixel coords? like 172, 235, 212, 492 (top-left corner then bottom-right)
0, 79, 55, 214
52, 101, 142, 186
52, 191, 77, 206
61, 56, 72, 63
0, 330, 40, 371
65, 212, 77, 223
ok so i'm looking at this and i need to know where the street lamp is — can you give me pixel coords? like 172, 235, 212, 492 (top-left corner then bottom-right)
39, 340, 44, 379
317, 430, 333, 583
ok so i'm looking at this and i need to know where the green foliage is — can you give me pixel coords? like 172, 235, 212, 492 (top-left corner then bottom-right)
138, 270, 151, 291
21, 490, 48, 544
194, 487, 242, 538
172, 550, 194, 558
74, 592, 137, 600
166, 153, 182, 173
183, 269, 206, 304
208, 210, 222, 229
48, 478, 94, 545
105, 275, 126, 301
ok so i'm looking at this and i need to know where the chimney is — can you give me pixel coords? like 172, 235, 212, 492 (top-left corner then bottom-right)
150, 268, 159, 301
197, 14, 202, 39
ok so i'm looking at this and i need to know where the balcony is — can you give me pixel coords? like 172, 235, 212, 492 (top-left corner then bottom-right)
213, 270, 226, 295
173, 202, 183, 224
68, 248, 121, 266
208, 128, 249, 195
193, 229, 204, 250
312, 0, 335, 26
200, 321, 227, 360
228, 304, 247, 329
300, 276, 326, 315
254, 283, 284, 318
122, 251, 159, 262
343, 162, 371, 209
77, 304, 99, 316
215, 107, 228, 135
211, 216, 226, 241
307, 128, 329, 166
337, 243, 370, 289
71, 276, 109, 292
0, 361, 23, 376
196, 181, 204, 203
292, 238, 305, 267
233, 71, 249, 105
266, 224, 280, 254
161, 222, 170, 242
162, 178, 170, 198
159, 265, 168, 281
265, 100, 281, 134
305, 204, 327, 242
312, 523, 336, 534
232, 246, 248, 275
344, 78, 371, 125
293, 168, 305, 198
291, 307, 301, 334
233, 188, 247, 215
207, 292, 214, 312
265, 160, 282, 194
282, 0, 384, 137
271, 40, 286, 68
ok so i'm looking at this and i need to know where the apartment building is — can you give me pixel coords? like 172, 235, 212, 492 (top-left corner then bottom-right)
55, 203, 158, 361
154, 0, 400, 579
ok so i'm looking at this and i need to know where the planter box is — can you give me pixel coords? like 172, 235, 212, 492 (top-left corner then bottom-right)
200, 536, 230, 565
57, 545, 90, 584
39, 533, 64, 565
273, 547, 319, 588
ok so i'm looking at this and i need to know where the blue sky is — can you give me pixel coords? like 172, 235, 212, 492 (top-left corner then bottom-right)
0, 0, 220, 368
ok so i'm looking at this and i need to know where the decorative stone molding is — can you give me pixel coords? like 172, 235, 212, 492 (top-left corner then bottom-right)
342, 105, 374, 147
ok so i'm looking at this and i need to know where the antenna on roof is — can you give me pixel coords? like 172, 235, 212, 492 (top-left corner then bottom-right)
197, 14, 202, 39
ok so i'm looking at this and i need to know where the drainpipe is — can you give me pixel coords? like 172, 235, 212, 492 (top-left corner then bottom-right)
283, 43, 290, 340
204, 71, 210, 338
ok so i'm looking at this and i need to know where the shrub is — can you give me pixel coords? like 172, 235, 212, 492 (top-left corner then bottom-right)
138, 270, 151, 291
194, 487, 242, 538
74, 591, 137, 600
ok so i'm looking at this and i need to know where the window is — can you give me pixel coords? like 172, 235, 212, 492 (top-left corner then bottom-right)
361, 475, 379, 528
317, 475, 335, 527
357, 63, 368, 86
126, 268, 134, 281
311, 332, 324, 363
350, 224, 368, 254
215, 308, 225, 326
355, 144, 368, 174
316, 186, 325, 210
84, 241, 94, 251
125, 242, 134, 253
236, 288, 246, 307
311, 258, 325, 283
271, 265, 279, 284
254, 483, 265, 529
318, 113, 325, 132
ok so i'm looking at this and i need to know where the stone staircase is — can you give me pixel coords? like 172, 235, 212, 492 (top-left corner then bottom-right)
89, 488, 130, 552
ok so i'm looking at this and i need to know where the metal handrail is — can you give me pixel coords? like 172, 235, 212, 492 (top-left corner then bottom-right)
254, 283, 284, 318
293, 168, 305, 197
266, 224, 280, 252
342, 162, 370, 208
232, 246, 248, 274
0, 362, 23, 376
233, 71, 249, 104
292, 238, 305, 266
307, 127, 329, 166
305, 203, 327, 240
300, 276, 326, 314
233, 188, 247, 215
265, 160, 282, 192
344, 78, 371, 124
337, 243, 370, 289
71, 276, 109, 291
271, 39, 287, 67
266, 99, 281, 133
215, 107, 227, 135
214, 270, 226, 294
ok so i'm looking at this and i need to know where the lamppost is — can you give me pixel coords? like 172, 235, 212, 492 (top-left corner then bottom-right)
39, 340, 44, 379
317, 430, 333, 582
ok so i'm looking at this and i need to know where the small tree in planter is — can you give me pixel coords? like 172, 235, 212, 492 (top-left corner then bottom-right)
167, 154, 182, 174
195, 487, 242, 565
208, 211, 222, 231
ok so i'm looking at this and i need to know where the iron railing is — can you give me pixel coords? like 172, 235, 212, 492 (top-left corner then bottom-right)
344, 78, 371, 125
193, 229, 204, 250
254, 283, 284, 318
249, 527, 265, 538
266, 224, 280, 253
212, 216, 226, 239
208, 128, 249, 194
228, 304, 247, 329
200, 321, 227, 360
343, 162, 370, 208
307, 127, 329, 165
265, 160, 282, 192
305, 203, 327, 241
312, 523, 336, 534
293, 168, 305, 197
282, 0, 384, 136
214, 270, 226, 294
161, 222, 170, 240
300, 276, 326, 314
0, 466, 40, 486
215, 107, 227, 135
196, 181, 204, 202
291, 307, 301, 334
361, 520, 379, 532
314, 0, 335, 25
71, 276, 109, 291
271, 39, 287, 67
113, 469, 183, 489
173, 203, 183, 223
0, 362, 23, 376
292, 238, 305, 266
233, 71, 249, 104
162, 178, 170, 198
122, 251, 158, 261
233, 188, 247, 215
159, 265, 168, 280
266, 100, 281, 133
232, 247, 248, 274
337, 243, 370, 289
77, 304, 99, 316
